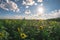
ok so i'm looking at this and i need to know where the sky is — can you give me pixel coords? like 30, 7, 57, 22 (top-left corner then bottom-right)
0, 0, 60, 19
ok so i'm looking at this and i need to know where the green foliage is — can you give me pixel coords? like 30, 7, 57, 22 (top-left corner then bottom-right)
0, 19, 60, 40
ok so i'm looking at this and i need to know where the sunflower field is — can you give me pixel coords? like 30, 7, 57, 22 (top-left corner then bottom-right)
0, 19, 60, 40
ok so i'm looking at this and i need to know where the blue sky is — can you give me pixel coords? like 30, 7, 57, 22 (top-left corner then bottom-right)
0, 0, 60, 19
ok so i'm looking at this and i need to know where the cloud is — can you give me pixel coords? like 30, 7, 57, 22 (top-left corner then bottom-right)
0, 3, 9, 11
0, 0, 20, 12
24, 9, 60, 19
25, 10, 31, 14
22, 0, 35, 6
37, 0, 43, 2
0, 15, 23, 19
35, 9, 60, 19
26, 6, 29, 8
0, 9, 60, 19
47, 10, 60, 19
34, 3, 38, 5
7, 1, 20, 12
14, 0, 19, 2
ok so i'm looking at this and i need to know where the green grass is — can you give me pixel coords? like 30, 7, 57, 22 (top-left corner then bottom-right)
0, 19, 60, 40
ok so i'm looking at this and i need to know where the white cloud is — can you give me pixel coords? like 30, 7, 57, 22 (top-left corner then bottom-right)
48, 10, 60, 18
40, 3, 43, 6
26, 6, 29, 8
34, 3, 38, 5
25, 10, 31, 14
0, 0, 20, 12
0, 15, 23, 19
0, 3, 9, 11
37, 0, 43, 2
22, 0, 35, 6
0, 9, 60, 19
14, 0, 19, 2
35, 9, 60, 19
25, 15, 35, 19
25, 9, 60, 19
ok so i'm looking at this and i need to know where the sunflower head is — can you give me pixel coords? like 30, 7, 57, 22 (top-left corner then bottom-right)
0, 32, 4, 38
17, 27, 20, 32
20, 33, 27, 39
39, 26, 43, 30
0, 33, 2, 36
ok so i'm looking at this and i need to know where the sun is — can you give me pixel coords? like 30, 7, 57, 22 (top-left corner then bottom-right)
38, 6, 44, 13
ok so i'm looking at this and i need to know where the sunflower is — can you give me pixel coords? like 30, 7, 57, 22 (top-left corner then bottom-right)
0, 32, 4, 37
39, 26, 43, 30
17, 27, 20, 32
20, 33, 27, 39
0, 33, 2, 36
